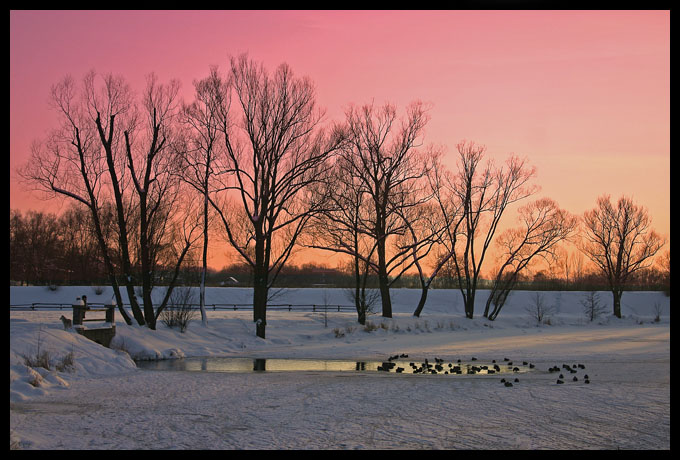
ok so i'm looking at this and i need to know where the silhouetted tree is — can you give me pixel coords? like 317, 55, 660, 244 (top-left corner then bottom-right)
179, 66, 231, 326
337, 101, 435, 318
20, 71, 199, 329
209, 54, 344, 338
449, 141, 538, 319
484, 198, 577, 320
581, 195, 666, 318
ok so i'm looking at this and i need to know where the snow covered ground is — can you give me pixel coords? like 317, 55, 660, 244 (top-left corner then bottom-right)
10, 286, 670, 449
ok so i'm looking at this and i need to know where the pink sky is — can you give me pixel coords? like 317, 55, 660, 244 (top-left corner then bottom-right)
10, 10, 670, 270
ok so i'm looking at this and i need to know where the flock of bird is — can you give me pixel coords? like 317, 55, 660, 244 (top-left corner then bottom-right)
548, 363, 591, 385
374, 354, 591, 386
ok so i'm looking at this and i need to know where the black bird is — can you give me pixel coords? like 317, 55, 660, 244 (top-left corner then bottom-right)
559, 374, 564, 379
500, 378, 506, 383
504, 381, 513, 387
584, 379, 590, 384
471, 357, 477, 361
400, 353, 409, 358
556, 379, 564, 384
578, 364, 585, 369
529, 363, 535, 369
504, 358, 510, 361
396, 367, 404, 373
513, 367, 520, 372
514, 378, 519, 383
572, 376, 578, 381
584, 374, 589, 379
523, 361, 528, 365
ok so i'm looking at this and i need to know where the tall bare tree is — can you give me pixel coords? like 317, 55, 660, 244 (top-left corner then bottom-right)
484, 197, 577, 320
403, 156, 465, 317
209, 55, 344, 338
20, 72, 136, 324
305, 153, 377, 324
338, 101, 435, 318
20, 71, 198, 329
179, 66, 231, 326
581, 195, 666, 318
449, 140, 538, 319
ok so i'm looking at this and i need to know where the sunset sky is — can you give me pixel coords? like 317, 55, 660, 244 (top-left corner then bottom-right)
10, 10, 670, 271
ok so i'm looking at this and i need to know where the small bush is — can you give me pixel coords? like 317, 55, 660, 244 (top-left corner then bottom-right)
21, 325, 51, 369
160, 287, 197, 333
581, 291, 607, 322
55, 351, 76, 372
652, 301, 663, 322
23, 350, 51, 370
525, 292, 555, 325
363, 321, 379, 332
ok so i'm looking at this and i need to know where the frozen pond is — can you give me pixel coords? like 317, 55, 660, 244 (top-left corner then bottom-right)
135, 356, 535, 376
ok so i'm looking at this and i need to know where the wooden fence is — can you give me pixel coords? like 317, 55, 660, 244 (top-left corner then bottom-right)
10, 302, 358, 313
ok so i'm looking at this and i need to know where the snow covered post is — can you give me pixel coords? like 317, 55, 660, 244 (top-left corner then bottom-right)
72, 297, 86, 329
105, 297, 116, 324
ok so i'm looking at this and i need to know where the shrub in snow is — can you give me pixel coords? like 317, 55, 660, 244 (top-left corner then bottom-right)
160, 287, 197, 333
525, 292, 555, 325
581, 291, 607, 322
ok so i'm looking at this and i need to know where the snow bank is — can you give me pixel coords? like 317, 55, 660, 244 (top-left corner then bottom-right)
10, 286, 670, 449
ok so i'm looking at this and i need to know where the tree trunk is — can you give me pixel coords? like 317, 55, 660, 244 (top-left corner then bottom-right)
464, 291, 475, 319
413, 284, 429, 318
253, 236, 268, 339
253, 276, 268, 339
612, 289, 623, 318
139, 198, 156, 330
199, 193, 209, 326
376, 235, 392, 318
353, 255, 366, 325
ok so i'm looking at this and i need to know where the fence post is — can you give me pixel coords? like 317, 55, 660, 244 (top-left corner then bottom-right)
105, 298, 115, 324
72, 297, 86, 327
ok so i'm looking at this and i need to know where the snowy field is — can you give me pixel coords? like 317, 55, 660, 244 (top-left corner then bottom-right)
10, 286, 670, 450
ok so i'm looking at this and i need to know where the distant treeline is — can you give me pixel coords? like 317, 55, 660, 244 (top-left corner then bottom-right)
10, 207, 668, 293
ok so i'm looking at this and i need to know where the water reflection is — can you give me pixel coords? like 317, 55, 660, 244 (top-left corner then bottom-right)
136, 357, 533, 376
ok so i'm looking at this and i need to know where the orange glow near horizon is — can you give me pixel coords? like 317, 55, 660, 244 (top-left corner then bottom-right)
10, 10, 670, 271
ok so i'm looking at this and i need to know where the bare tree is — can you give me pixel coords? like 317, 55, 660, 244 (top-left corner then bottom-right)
179, 66, 231, 326
580, 290, 607, 322
305, 153, 378, 324
209, 54, 344, 338
525, 292, 555, 325
336, 101, 435, 318
121, 73, 192, 328
19, 72, 135, 324
581, 195, 666, 318
20, 71, 198, 329
403, 156, 465, 317
449, 141, 538, 319
483, 197, 577, 320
